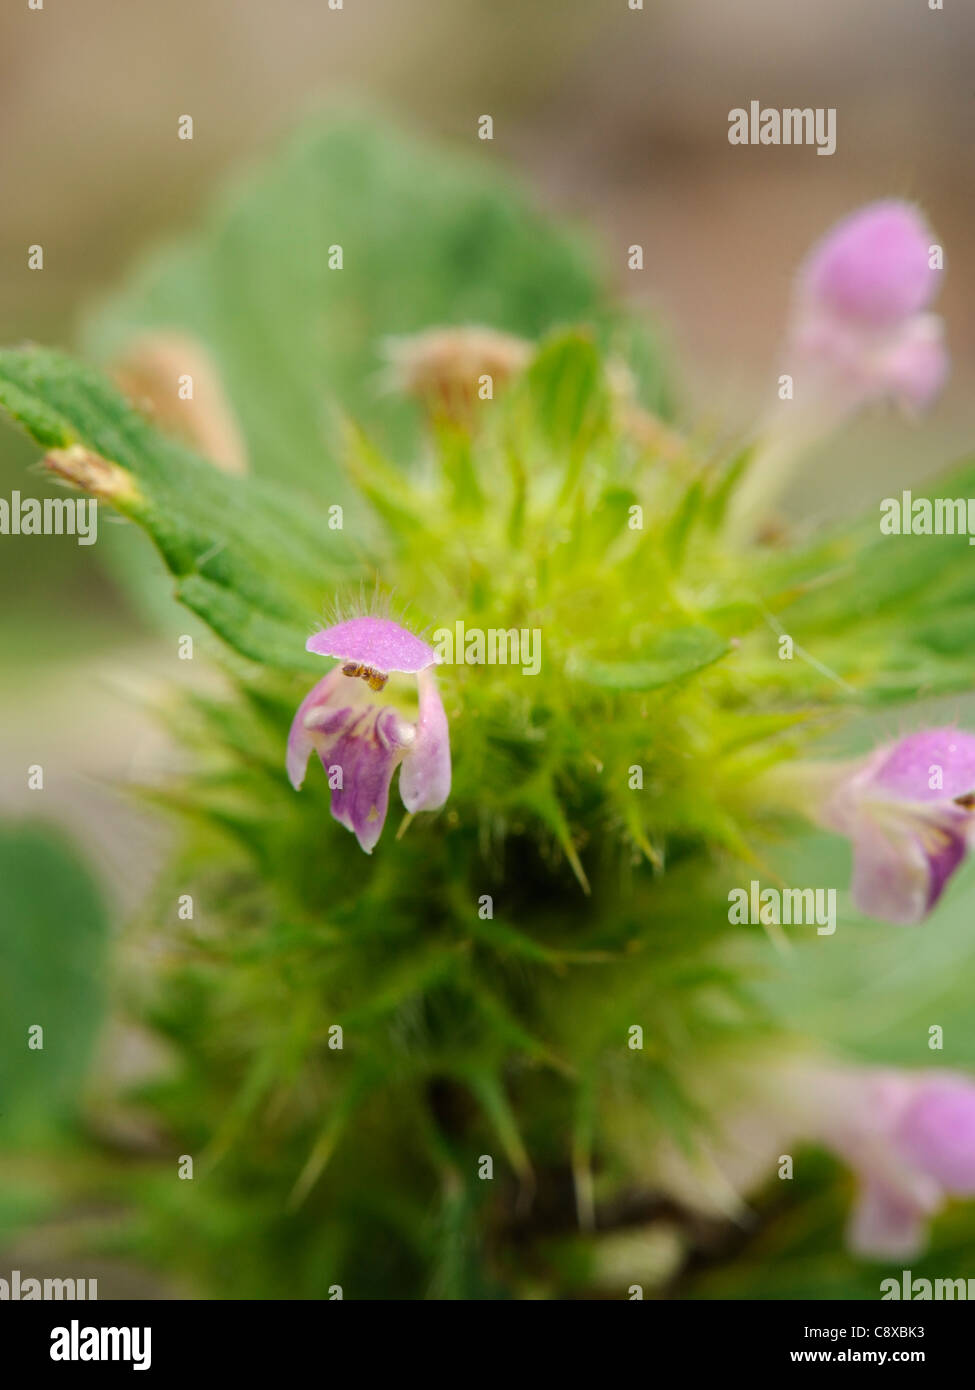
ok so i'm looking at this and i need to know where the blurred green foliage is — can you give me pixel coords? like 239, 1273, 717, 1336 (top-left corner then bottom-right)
0, 824, 109, 1142
85, 115, 672, 493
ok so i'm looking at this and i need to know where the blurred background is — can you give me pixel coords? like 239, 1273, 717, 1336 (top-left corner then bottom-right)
2, 0, 975, 1297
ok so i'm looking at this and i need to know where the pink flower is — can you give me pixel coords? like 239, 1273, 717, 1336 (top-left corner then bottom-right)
728, 201, 948, 532
288, 616, 451, 852
816, 1069, 975, 1259
652, 1059, 975, 1259
778, 728, 975, 925
801, 201, 941, 329
790, 200, 948, 418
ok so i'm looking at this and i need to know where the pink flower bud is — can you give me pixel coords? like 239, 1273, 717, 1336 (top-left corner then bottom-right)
800, 201, 940, 329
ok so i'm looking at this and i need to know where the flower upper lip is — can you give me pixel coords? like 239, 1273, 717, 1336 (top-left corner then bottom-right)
306, 616, 440, 674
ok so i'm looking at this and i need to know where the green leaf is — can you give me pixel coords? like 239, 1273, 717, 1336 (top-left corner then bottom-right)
664, 477, 705, 571
0, 823, 110, 1139
522, 330, 611, 461
0, 346, 342, 670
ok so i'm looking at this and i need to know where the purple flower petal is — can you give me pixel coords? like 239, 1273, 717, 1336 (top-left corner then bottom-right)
399, 667, 451, 814
806, 1066, 945, 1258
850, 804, 969, 925
306, 616, 439, 674
896, 1078, 975, 1195
849, 816, 933, 925
287, 670, 408, 851
923, 817, 970, 913
286, 667, 351, 790
878, 314, 949, 413
870, 728, 975, 803
801, 201, 940, 328
324, 705, 412, 853
847, 1181, 932, 1260
801, 728, 975, 924
773, 202, 949, 436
